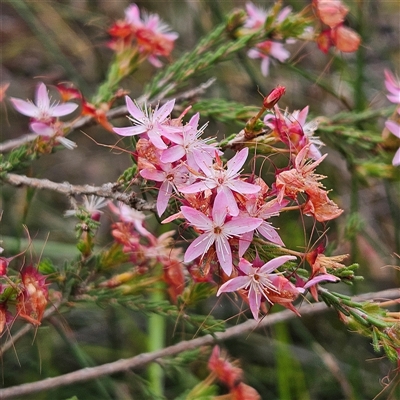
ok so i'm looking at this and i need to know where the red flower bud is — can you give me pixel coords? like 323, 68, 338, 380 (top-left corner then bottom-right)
263, 85, 286, 109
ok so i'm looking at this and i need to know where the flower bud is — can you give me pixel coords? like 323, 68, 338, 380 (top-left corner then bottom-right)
263, 85, 286, 109
332, 25, 361, 53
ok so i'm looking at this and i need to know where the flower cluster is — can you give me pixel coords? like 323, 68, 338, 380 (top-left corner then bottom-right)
384, 69, 400, 166
313, 0, 361, 53
114, 93, 343, 320
108, 3, 178, 67
10, 82, 78, 150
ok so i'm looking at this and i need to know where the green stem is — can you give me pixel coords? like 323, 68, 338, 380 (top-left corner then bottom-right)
148, 276, 166, 396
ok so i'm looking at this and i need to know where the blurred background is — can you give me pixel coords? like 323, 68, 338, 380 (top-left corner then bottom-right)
1, 0, 400, 399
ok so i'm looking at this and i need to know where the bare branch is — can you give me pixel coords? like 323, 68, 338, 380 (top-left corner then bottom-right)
0, 288, 398, 399
2, 173, 157, 211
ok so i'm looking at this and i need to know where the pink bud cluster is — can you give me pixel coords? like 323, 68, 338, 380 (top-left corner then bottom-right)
114, 96, 341, 320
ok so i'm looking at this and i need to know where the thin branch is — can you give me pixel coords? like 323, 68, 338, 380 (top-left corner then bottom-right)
2, 173, 157, 211
0, 78, 216, 153
0, 288, 398, 399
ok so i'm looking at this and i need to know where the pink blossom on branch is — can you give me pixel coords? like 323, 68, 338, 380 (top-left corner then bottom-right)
217, 255, 297, 320
181, 194, 262, 276
10, 82, 78, 123
179, 147, 261, 216
113, 96, 176, 149
248, 41, 291, 77
140, 162, 191, 216
160, 112, 221, 170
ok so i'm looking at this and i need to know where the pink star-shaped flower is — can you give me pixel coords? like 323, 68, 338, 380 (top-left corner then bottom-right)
179, 147, 261, 216
114, 96, 175, 149
140, 163, 191, 216
217, 255, 297, 320
10, 82, 78, 123
161, 112, 221, 170
181, 195, 262, 276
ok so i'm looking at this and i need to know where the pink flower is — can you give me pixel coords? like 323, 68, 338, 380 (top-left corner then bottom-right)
114, 96, 175, 149
244, 2, 292, 30
10, 82, 78, 123
248, 41, 291, 77
384, 70, 400, 104
264, 105, 323, 159
140, 163, 191, 216
179, 147, 261, 216
244, 2, 268, 29
161, 113, 221, 170
239, 198, 288, 256
385, 120, 400, 166
181, 196, 262, 276
217, 255, 297, 320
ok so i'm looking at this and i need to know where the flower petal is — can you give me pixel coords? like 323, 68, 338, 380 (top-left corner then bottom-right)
227, 179, 261, 194
386, 120, 400, 139
10, 98, 38, 117
215, 235, 233, 275
160, 145, 186, 163
216, 276, 251, 296
125, 96, 145, 121
259, 255, 296, 274
226, 148, 248, 177
114, 126, 146, 136
248, 285, 262, 320
51, 103, 78, 117
155, 99, 175, 122
184, 232, 214, 262
181, 206, 212, 231
393, 147, 400, 167
257, 222, 285, 246
223, 217, 262, 236
35, 82, 50, 110
157, 181, 172, 216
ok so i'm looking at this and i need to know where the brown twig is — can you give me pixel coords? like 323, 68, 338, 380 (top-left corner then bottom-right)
2, 173, 157, 211
0, 288, 398, 399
